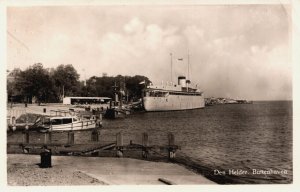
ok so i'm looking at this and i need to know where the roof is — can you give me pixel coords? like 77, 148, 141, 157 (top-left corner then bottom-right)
45, 116, 77, 119
64, 97, 111, 100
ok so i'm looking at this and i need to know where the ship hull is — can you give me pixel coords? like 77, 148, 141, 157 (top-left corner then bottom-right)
143, 94, 205, 111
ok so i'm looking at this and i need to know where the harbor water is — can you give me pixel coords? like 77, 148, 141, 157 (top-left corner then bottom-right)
7, 101, 292, 184
101, 101, 293, 184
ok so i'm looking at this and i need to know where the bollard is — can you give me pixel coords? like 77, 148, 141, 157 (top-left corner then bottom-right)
40, 147, 52, 168
43, 108, 46, 113
68, 132, 75, 145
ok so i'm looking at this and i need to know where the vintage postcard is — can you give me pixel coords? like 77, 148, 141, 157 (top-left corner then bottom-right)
1, 0, 299, 191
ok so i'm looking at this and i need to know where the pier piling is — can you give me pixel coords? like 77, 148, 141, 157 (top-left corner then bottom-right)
116, 132, 123, 158
98, 114, 103, 127
168, 133, 175, 146
91, 129, 99, 142
168, 133, 176, 160
12, 116, 16, 131
44, 132, 52, 144
22, 131, 29, 144
68, 132, 75, 145
25, 115, 29, 130
142, 132, 149, 159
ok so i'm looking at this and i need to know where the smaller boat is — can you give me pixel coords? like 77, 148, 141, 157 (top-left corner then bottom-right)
34, 116, 98, 132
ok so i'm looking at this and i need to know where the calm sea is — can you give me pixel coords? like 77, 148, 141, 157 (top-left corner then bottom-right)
99, 101, 293, 184
8, 101, 292, 184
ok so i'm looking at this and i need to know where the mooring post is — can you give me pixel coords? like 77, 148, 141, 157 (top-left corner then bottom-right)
12, 116, 16, 131
168, 133, 176, 160
68, 131, 75, 145
168, 133, 175, 146
44, 132, 52, 144
116, 132, 123, 157
22, 131, 29, 144
98, 113, 103, 128
91, 128, 99, 142
44, 132, 47, 144
25, 114, 29, 131
142, 132, 149, 159
48, 132, 52, 144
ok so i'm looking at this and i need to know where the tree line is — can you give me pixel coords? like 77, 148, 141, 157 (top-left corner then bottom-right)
7, 63, 151, 104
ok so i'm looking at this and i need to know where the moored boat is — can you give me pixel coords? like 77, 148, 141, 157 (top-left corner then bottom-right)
143, 76, 205, 111
34, 116, 98, 132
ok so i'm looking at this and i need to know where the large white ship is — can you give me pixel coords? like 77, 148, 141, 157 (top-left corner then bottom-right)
143, 76, 205, 111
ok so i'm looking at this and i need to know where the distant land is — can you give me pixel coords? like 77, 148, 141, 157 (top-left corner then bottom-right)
204, 97, 253, 106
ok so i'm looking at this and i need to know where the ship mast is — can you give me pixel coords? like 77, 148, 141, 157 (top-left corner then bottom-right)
188, 50, 190, 80
170, 53, 173, 84
187, 49, 190, 92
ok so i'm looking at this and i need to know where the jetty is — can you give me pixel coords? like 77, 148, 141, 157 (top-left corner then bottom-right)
7, 131, 180, 161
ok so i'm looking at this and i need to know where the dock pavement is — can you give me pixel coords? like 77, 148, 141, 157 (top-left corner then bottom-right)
7, 154, 215, 185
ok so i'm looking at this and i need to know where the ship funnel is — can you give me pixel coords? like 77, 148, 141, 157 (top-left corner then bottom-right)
178, 76, 186, 87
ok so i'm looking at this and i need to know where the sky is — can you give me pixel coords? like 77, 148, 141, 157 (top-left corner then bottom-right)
7, 4, 292, 100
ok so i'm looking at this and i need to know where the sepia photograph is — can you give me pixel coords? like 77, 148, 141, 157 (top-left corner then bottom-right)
3, 0, 297, 188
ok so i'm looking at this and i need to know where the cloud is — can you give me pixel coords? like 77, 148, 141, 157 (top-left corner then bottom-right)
7, 5, 292, 100
92, 18, 183, 80
64, 16, 294, 100
124, 17, 145, 34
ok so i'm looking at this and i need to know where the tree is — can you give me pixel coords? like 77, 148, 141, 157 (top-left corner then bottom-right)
7, 68, 22, 103
52, 64, 80, 101
84, 74, 151, 102
85, 76, 115, 98
15, 63, 53, 104
125, 75, 151, 101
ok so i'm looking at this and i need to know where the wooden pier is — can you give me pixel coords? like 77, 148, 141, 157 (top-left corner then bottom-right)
7, 130, 180, 161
